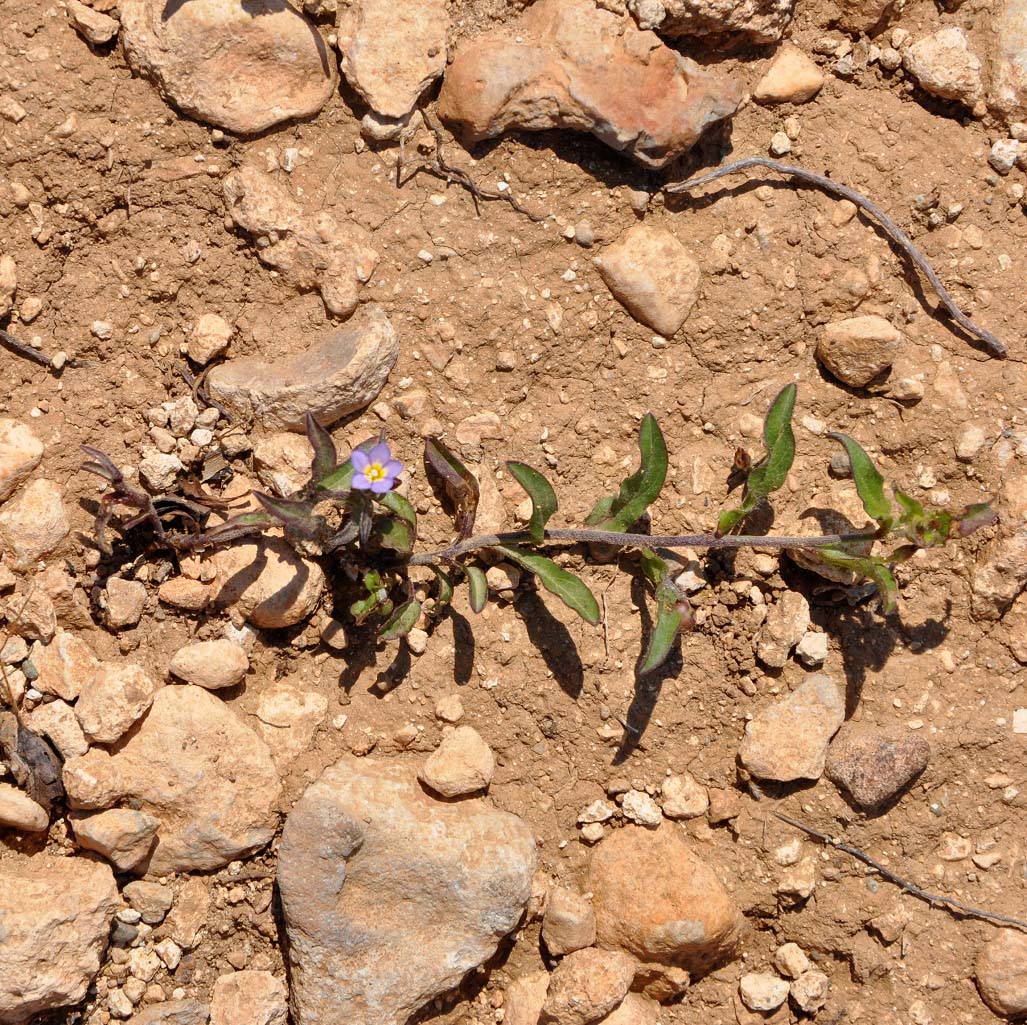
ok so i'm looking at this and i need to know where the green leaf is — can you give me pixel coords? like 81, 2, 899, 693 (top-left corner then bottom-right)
717, 498, 755, 537
317, 438, 375, 493
868, 563, 898, 614
893, 488, 924, 522
350, 593, 379, 624
639, 547, 667, 587
432, 567, 454, 606
638, 549, 693, 675
828, 433, 891, 524
305, 412, 338, 485
425, 437, 480, 539
507, 461, 558, 544
816, 547, 898, 613
252, 492, 322, 539
375, 491, 417, 554
585, 414, 668, 532
465, 565, 488, 613
494, 544, 600, 625
379, 599, 421, 641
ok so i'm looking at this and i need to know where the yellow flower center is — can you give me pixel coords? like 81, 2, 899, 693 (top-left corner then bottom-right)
365, 462, 386, 482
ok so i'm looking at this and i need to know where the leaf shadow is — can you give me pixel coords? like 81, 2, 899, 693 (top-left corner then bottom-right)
513, 591, 583, 700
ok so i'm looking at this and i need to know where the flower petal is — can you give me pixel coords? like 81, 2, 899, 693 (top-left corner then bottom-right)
352, 472, 372, 490
369, 477, 393, 494
351, 449, 370, 472
368, 442, 391, 465
383, 459, 404, 478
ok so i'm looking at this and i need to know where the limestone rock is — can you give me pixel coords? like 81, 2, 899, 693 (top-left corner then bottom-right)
418, 725, 496, 797
102, 577, 147, 630
253, 432, 318, 497
542, 885, 597, 956
0, 419, 43, 503
337, 0, 448, 119
0, 856, 118, 1023
122, 881, 174, 925
972, 530, 1027, 621
221, 167, 379, 319
75, 663, 159, 745
67, 0, 119, 43
169, 639, 249, 690
210, 971, 288, 1025
128, 1000, 211, 1025
989, 0, 1027, 123
632, 0, 795, 43
254, 678, 328, 770
903, 27, 983, 107
739, 973, 788, 1012
158, 576, 213, 612
505, 972, 551, 1025
602, 994, 660, 1025
119, 0, 336, 134
277, 756, 536, 1025
32, 630, 101, 701
790, 969, 830, 1014
70, 808, 161, 872
0, 781, 49, 832
28, 698, 89, 758
754, 44, 824, 104
0, 256, 15, 319
541, 948, 635, 1025
832, 0, 895, 33
211, 536, 325, 628
188, 313, 232, 366
63, 686, 281, 874
437, 0, 741, 169
165, 878, 210, 950
825, 727, 930, 808
755, 590, 810, 669
207, 305, 396, 431
590, 824, 745, 979
594, 225, 701, 336
816, 316, 902, 388
739, 674, 844, 782
977, 929, 1027, 1017
3, 588, 56, 643
659, 773, 708, 820
0, 478, 71, 571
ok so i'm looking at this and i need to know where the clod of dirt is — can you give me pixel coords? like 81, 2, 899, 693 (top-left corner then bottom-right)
0, 478, 69, 571
739, 674, 844, 782
277, 756, 536, 1025
824, 727, 930, 808
541, 885, 597, 957
337, 0, 448, 120
437, 0, 741, 169
221, 166, 379, 319
210, 970, 288, 1025
902, 27, 984, 108
540, 947, 636, 1025
589, 824, 745, 985
206, 304, 397, 432
0, 855, 119, 1023
63, 685, 281, 874
633, 0, 795, 43
119, 0, 336, 134
753, 43, 825, 105
976, 929, 1027, 1017
0, 419, 42, 503
418, 724, 496, 797
815, 315, 903, 388
69, 807, 161, 872
169, 639, 249, 690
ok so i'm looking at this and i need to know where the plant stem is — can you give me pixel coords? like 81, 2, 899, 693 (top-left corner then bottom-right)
408, 527, 877, 566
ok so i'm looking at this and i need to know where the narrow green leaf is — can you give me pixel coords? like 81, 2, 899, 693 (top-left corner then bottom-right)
425, 437, 480, 539
494, 544, 600, 625
585, 414, 668, 532
432, 567, 454, 606
507, 461, 558, 544
816, 547, 898, 613
639, 547, 667, 587
466, 565, 488, 613
375, 491, 417, 554
640, 587, 690, 676
305, 412, 338, 485
380, 599, 421, 640
868, 564, 898, 614
252, 492, 322, 539
828, 433, 891, 523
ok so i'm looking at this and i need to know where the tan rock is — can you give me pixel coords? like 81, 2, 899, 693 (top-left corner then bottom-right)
187, 313, 233, 365
337, 0, 448, 119
505, 972, 550, 1025
437, 0, 741, 169
129, 999, 210, 1025
0, 418, 43, 503
903, 26, 983, 107
4, 587, 57, 643
0, 855, 119, 1022
119, 0, 336, 134
210, 970, 288, 1025
601, 994, 660, 1025
0, 781, 49, 831
254, 677, 328, 769
253, 432, 318, 496
542, 886, 597, 956
0, 478, 71, 571
739, 673, 844, 782
211, 536, 325, 628
0, 255, 16, 318
165, 877, 211, 950
122, 880, 174, 925
590, 824, 745, 979
158, 576, 213, 612
169, 639, 249, 689
753, 44, 824, 104
67, 0, 119, 44
36, 563, 93, 628
972, 530, 1027, 621
28, 698, 89, 758
832, 0, 893, 33
977, 929, 1027, 1017
594, 225, 701, 336
103, 577, 147, 630
541, 948, 635, 1025
63, 686, 281, 874
419, 725, 495, 797
755, 590, 810, 668
634, 0, 795, 44
659, 773, 708, 820
816, 315, 902, 387
31, 629, 101, 701
70, 808, 161, 871
221, 167, 379, 319
75, 663, 159, 745
992, 0, 1027, 123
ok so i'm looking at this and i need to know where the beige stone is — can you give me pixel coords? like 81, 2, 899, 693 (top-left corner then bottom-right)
165, 877, 210, 950
659, 773, 708, 820
0, 418, 43, 503
0, 478, 70, 571
816, 315, 902, 387
755, 590, 810, 668
0, 256, 16, 319
70, 808, 161, 871
210, 970, 288, 1025
188, 313, 233, 365
75, 663, 159, 745
753, 44, 824, 104
0, 781, 49, 831
67, 0, 119, 43
103, 577, 147, 630
977, 929, 1027, 1017
541, 948, 635, 1025
542, 886, 597, 956
28, 698, 89, 758
634, 0, 795, 43
505, 972, 550, 1025
419, 725, 495, 797
158, 576, 213, 612
903, 26, 983, 107
254, 677, 328, 769
31, 629, 101, 701
169, 639, 249, 690
253, 432, 318, 496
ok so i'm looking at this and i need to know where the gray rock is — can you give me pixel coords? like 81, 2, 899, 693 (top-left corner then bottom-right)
127, 999, 210, 1025
207, 304, 397, 431
825, 727, 930, 808
277, 756, 536, 1025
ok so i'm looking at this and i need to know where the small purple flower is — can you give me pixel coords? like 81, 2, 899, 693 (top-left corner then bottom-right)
351, 442, 403, 494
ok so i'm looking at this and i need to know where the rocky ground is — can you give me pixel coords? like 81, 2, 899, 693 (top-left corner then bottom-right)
2, 0, 1027, 1023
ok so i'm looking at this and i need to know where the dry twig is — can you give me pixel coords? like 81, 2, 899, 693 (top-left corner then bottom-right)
775, 812, 1027, 932
667, 157, 1008, 359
